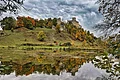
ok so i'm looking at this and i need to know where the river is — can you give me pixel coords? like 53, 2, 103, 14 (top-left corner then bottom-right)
0, 50, 120, 80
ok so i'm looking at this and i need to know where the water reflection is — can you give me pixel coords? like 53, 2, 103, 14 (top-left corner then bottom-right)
0, 62, 107, 80
0, 53, 120, 80
92, 54, 120, 80
0, 58, 87, 76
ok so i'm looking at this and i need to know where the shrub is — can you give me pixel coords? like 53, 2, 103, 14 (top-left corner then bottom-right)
37, 31, 46, 41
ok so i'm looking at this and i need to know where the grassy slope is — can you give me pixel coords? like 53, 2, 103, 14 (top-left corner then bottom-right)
0, 27, 103, 49
0, 28, 75, 46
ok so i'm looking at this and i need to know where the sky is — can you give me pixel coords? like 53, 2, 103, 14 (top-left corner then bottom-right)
1, 0, 103, 36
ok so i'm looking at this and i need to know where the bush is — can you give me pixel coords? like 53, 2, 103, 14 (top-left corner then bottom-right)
37, 31, 46, 41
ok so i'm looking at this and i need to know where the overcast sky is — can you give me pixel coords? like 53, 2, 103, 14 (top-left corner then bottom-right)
1, 0, 103, 36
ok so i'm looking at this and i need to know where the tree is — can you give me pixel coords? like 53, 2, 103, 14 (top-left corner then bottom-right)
39, 19, 45, 28
52, 18, 57, 26
0, 0, 24, 15
47, 21, 53, 28
1, 17, 17, 30
37, 31, 46, 41
95, 0, 120, 36
55, 24, 61, 33
65, 23, 74, 34
17, 16, 24, 28
23, 18, 33, 30
27, 16, 35, 27
17, 16, 34, 30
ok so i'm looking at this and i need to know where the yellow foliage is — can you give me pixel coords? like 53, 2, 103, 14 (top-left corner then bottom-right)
71, 40, 74, 46
55, 24, 61, 33
36, 56, 42, 62
75, 31, 80, 39
37, 31, 46, 41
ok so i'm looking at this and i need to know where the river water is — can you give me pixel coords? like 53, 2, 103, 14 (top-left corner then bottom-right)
0, 51, 120, 80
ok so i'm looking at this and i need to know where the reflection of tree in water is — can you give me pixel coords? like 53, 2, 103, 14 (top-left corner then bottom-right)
0, 52, 99, 77
15, 57, 87, 76
0, 61, 15, 75
0, 55, 94, 76
92, 54, 120, 80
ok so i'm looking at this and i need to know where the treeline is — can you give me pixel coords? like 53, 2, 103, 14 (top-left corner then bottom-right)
0, 16, 97, 43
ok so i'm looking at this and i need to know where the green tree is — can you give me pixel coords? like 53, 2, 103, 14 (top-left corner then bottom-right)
1, 17, 17, 30
37, 31, 46, 41
23, 17, 33, 30
39, 19, 45, 28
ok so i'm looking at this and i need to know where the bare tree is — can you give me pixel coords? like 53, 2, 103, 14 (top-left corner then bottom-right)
0, 0, 24, 15
95, 0, 120, 36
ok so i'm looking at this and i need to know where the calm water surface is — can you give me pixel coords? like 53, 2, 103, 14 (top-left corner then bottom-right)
0, 51, 120, 80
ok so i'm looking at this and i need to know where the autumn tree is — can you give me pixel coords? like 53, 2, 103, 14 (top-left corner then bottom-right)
55, 24, 61, 33
17, 16, 35, 30
46, 18, 53, 28
37, 31, 46, 41
95, 0, 120, 36
1, 17, 17, 30
23, 18, 33, 30
65, 23, 74, 34
17, 16, 24, 28
0, 0, 24, 15
27, 16, 35, 27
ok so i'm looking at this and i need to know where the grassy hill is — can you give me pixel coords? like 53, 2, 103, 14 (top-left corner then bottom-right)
0, 27, 104, 50
0, 16, 106, 50
0, 28, 71, 46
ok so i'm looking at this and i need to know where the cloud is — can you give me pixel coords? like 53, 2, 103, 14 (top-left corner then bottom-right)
1, 0, 103, 36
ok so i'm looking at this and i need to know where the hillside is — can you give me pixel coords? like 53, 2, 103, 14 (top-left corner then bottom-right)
0, 17, 106, 64
0, 16, 106, 50
0, 27, 105, 49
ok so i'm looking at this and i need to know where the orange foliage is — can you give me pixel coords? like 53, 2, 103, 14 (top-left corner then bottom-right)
71, 40, 74, 46
75, 31, 80, 39
19, 66, 22, 71
17, 16, 35, 28
25, 66, 35, 76
17, 17, 24, 27
27, 16, 35, 26
83, 39, 86, 46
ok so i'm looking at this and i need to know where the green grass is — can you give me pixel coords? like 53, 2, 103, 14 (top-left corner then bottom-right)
0, 27, 103, 50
